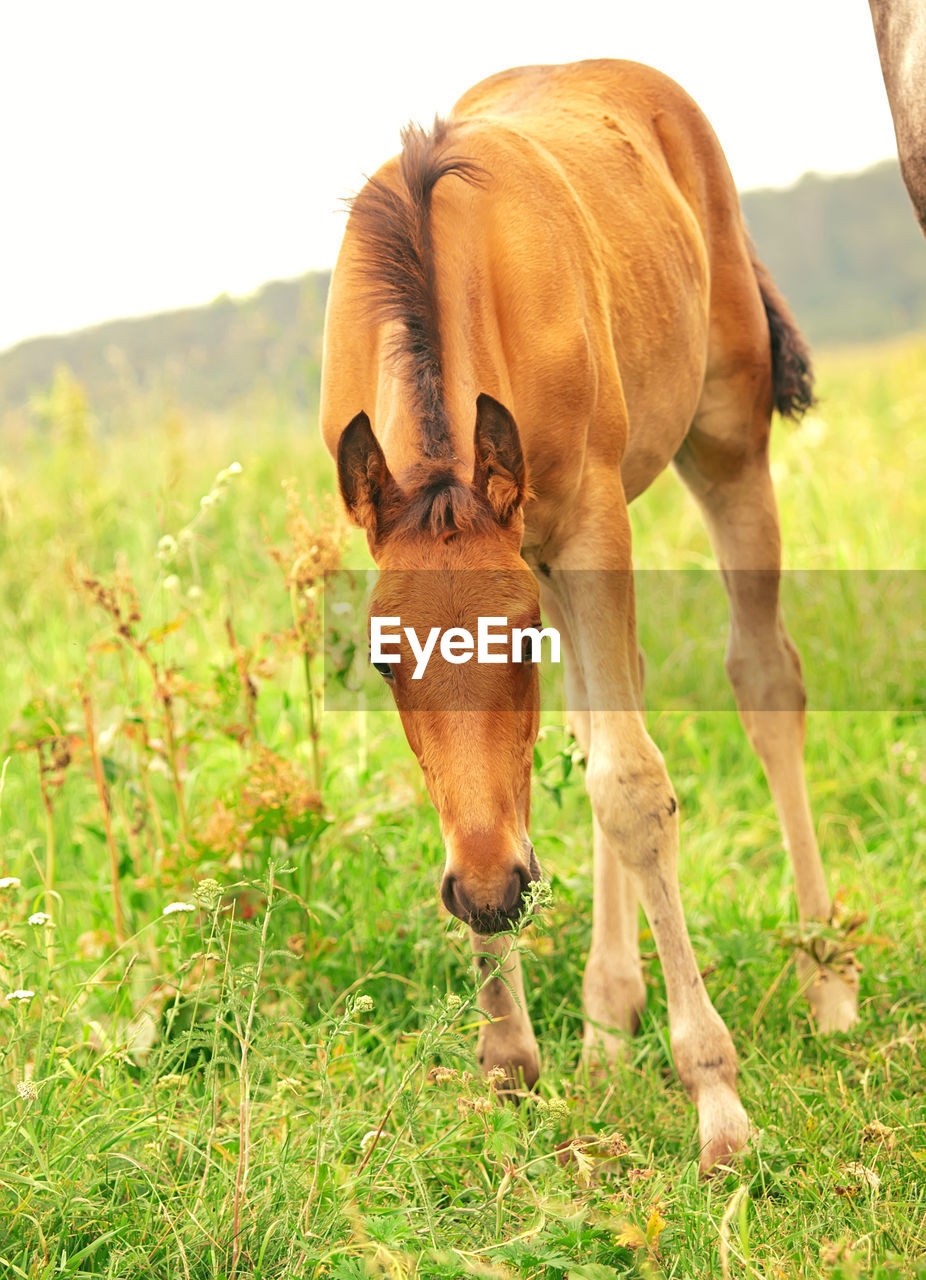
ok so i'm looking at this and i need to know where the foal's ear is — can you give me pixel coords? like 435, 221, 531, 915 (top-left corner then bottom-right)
336, 412, 396, 538
472, 394, 526, 524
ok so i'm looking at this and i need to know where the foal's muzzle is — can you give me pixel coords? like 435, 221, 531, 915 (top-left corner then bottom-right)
440, 846, 542, 935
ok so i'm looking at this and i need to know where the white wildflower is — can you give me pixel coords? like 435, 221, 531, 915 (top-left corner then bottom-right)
17, 1080, 38, 1102
5, 989, 35, 1003
227, 461, 242, 476
28, 912, 53, 927
186, 585, 203, 602
199, 493, 215, 510
157, 534, 178, 563
0, 876, 21, 890
161, 901, 195, 916
163, 574, 180, 592
352, 994, 374, 1014
360, 1129, 381, 1153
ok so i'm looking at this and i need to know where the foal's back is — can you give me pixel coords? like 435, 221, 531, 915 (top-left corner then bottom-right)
447, 59, 771, 507
322, 59, 774, 526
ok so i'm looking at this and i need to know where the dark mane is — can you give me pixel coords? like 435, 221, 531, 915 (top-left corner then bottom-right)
348, 119, 485, 460
382, 464, 498, 539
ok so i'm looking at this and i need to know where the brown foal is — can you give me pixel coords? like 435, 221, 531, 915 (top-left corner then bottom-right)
321, 59, 858, 1171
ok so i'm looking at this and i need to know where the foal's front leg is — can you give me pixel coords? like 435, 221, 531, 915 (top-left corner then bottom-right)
539, 589, 647, 1053
558, 564, 749, 1171
585, 711, 750, 1169
471, 931, 540, 1090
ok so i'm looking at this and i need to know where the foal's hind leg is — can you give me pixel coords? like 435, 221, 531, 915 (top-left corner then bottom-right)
674, 428, 859, 1032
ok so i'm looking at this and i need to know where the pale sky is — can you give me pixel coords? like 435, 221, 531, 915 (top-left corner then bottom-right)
0, 0, 898, 353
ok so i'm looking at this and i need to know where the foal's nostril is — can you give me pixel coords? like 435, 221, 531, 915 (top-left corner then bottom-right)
441, 874, 475, 922
502, 866, 528, 914
441, 874, 458, 917
527, 845, 541, 883
441, 859, 540, 932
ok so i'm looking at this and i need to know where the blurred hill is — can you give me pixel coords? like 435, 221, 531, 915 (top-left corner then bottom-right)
1, 160, 924, 427
0, 273, 330, 430
740, 160, 926, 344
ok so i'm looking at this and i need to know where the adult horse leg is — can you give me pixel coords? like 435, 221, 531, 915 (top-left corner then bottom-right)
540, 586, 646, 1062
551, 502, 749, 1172
674, 427, 859, 1032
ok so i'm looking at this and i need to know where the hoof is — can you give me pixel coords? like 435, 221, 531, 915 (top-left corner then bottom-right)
697, 1087, 751, 1175
581, 1024, 634, 1073
580, 973, 646, 1074
800, 957, 860, 1033
477, 1033, 540, 1095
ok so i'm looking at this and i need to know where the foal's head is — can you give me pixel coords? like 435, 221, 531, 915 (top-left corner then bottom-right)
336, 394, 543, 934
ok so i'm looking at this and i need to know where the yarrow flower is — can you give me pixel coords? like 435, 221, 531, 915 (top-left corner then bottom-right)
352, 994, 374, 1014
5, 989, 35, 1003
0, 876, 21, 890
161, 901, 195, 916
194, 878, 223, 911
548, 1098, 571, 1121
28, 912, 53, 927
17, 1080, 38, 1102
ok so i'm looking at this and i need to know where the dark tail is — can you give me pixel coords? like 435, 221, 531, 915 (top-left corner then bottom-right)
750, 251, 815, 421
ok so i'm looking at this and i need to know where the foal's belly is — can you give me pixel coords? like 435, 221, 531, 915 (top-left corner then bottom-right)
619, 412, 691, 504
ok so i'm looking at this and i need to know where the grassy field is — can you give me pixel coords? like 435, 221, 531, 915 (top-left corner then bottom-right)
0, 337, 924, 1278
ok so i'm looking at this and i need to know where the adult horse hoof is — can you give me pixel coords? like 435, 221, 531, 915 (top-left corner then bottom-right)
805, 963, 860, 1033
796, 951, 859, 1032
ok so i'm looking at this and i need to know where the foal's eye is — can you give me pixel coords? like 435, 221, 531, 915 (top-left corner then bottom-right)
519, 626, 542, 664
371, 660, 394, 681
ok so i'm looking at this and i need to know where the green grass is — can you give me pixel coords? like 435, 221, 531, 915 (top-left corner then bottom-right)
0, 338, 924, 1278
